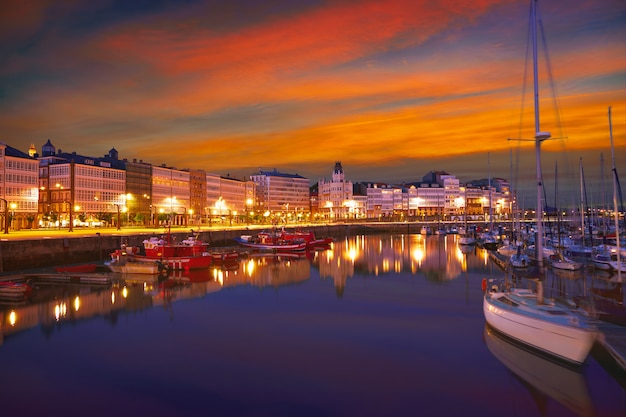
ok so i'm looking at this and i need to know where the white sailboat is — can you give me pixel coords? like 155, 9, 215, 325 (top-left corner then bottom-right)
483, 0, 598, 365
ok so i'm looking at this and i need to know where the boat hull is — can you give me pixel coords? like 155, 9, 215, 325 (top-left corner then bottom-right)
234, 237, 307, 252
107, 261, 162, 274
458, 236, 475, 246
483, 291, 597, 365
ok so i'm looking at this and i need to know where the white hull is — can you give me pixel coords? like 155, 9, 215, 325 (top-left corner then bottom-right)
458, 235, 475, 246
483, 289, 597, 365
550, 260, 583, 271
107, 261, 162, 274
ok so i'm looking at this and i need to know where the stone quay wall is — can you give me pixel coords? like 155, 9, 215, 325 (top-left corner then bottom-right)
0, 223, 422, 272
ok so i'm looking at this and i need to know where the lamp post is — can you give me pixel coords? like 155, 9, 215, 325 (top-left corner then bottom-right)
0, 198, 8, 234
246, 198, 253, 225
68, 201, 73, 232
115, 204, 121, 231
10, 203, 17, 231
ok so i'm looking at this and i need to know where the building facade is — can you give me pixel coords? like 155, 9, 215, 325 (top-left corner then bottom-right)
38, 142, 126, 229
0, 143, 39, 230
250, 169, 310, 224
318, 162, 353, 221
152, 165, 190, 226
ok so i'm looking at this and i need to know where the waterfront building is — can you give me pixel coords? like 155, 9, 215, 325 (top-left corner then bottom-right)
364, 184, 398, 219
205, 172, 221, 221
469, 177, 511, 219
152, 165, 190, 226
318, 162, 354, 221
38, 141, 126, 229
217, 175, 250, 225
124, 158, 153, 225
189, 169, 206, 225
202, 173, 255, 225
0, 143, 39, 231
250, 169, 310, 223
462, 185, 485, 218
21, 138, 517, 228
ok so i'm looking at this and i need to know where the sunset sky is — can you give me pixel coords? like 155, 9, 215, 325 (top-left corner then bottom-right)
1, 0, 624, 206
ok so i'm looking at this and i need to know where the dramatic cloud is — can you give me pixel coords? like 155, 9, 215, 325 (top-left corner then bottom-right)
1, 0, 624, 203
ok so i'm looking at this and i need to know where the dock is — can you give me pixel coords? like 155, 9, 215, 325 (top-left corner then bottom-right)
22, 273, 112, 285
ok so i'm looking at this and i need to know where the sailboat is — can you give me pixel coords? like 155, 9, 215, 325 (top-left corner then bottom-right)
483, 0, 598, 366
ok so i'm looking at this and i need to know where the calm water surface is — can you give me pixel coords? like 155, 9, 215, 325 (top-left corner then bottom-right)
1, 234, 625, 417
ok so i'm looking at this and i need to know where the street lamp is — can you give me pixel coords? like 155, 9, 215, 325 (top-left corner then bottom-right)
0, 198, 8, 234
115, 204, 121, 231
9, 203, 16, 231
246, 198, 253, 225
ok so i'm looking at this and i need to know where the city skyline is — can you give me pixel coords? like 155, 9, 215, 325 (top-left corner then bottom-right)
1, 0, 624, 205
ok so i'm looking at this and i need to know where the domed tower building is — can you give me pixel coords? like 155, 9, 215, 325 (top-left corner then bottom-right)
318, 162, 354, 221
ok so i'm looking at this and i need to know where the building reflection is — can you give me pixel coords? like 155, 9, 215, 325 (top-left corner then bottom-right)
0, 254, 311, 346
0, 235, 498, 345
315, 235, 485, 294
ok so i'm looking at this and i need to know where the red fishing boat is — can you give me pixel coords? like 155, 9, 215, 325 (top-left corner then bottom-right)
278, 229, 334, 248
142, 230, 210, 258
115, 229, 213, 271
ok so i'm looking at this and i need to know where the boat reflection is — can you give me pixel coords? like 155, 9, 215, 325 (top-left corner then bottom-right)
0, 253, 312, 346
2, 234, 620, 348
484, 325, 595, 417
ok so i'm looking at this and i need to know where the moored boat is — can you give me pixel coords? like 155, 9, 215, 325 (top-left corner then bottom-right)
509, 247, 531, 269
142, 231, 210, 258
483, 0, 600, 368
549, 252, 583, 271
235, 231, 307, 252
277, 229, 333, 248
107, 260, 163, 275
136, 229, 212, 270
483, 279, 598, 365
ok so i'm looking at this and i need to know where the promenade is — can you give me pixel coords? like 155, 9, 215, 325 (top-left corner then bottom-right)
0, 223, 260, 241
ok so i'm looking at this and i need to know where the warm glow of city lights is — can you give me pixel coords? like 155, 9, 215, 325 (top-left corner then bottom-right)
9, 311, 17, 327
54, 303, 67, 321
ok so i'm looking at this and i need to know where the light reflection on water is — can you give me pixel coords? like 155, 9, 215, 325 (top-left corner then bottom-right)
0, 234, 624, 417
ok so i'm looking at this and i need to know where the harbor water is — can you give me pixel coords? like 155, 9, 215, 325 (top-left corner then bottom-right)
0, 234, 624, 417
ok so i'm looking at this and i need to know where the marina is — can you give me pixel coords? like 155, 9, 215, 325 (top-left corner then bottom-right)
0, 233, 624, 417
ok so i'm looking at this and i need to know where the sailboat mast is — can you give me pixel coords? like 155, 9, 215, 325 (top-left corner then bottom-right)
531, 0, 549, 266
609, 106, 621, 282
488, 152, 492, 231
580, 158, 585, 244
